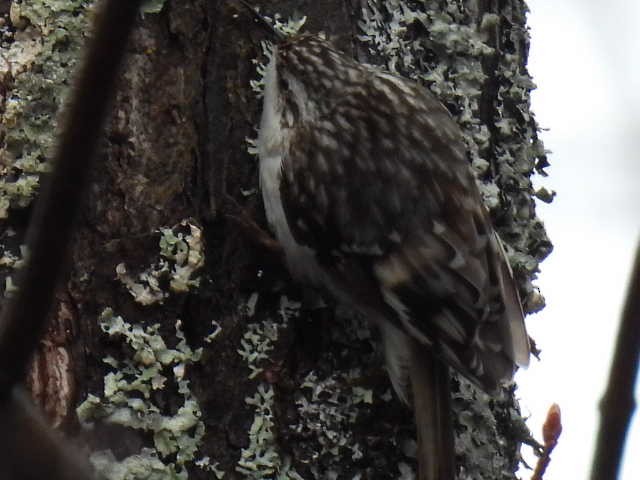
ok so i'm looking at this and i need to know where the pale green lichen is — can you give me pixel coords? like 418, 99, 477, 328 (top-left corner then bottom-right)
116, 220, 205, 305
294, 369, 371, 462
237, 384, 304, 480
77, 308, 221, 479
115, 262, 167, 306
90, 449, 186, 480
159, 220, 205, 293
236, 295, 304, 478
237, 320, 281, 379
237, 289, 397, 476
0, 0, 94, 218
204, 319, 222, 344
0, 240, 28, 297
280, 307, 416, 477
0, 243, 28, 269
238, 294, 300, 378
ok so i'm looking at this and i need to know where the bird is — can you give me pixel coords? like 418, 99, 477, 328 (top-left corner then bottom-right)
243, 3, 531, 478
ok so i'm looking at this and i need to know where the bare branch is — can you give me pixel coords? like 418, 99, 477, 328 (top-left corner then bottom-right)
591, 242, 640, 480
0, 1, 143, 478
0, 0, 143, 393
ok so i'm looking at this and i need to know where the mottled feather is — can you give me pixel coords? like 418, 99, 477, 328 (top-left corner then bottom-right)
268, 35, 529, 392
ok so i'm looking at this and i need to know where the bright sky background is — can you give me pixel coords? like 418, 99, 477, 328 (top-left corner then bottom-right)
516, 1, 640, 479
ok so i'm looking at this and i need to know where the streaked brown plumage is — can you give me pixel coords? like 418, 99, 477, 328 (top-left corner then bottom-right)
256, 31, 529, 480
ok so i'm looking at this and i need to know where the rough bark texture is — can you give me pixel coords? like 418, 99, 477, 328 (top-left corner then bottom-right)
0, 0, 550, 479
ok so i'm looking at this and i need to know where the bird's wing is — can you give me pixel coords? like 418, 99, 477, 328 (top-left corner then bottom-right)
279, 72, 529, 391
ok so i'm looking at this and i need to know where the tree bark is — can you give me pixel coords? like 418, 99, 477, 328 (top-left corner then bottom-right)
0, 1, 551, 479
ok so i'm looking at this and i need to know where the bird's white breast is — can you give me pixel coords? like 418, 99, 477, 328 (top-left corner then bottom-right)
258, 51, 323, 285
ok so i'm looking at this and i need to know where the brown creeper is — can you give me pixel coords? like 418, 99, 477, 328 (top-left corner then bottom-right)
244, 4, 530, 479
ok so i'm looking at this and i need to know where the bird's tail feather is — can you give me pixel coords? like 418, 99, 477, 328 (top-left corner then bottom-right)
410, 345, 455, 480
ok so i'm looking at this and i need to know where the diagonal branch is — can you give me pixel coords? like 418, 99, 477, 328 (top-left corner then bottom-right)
0, 0, 143, 394
0, 1, 143, 478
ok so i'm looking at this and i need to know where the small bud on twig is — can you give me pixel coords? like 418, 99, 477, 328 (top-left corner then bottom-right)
531, 403, 562, 480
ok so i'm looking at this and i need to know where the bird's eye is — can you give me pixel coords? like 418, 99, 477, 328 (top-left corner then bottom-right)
280, 77, 290, 91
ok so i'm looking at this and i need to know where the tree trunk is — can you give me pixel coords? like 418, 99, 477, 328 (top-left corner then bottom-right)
0, 1, 551, 479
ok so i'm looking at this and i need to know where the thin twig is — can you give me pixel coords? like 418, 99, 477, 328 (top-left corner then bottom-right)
590, 242, 640, 480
